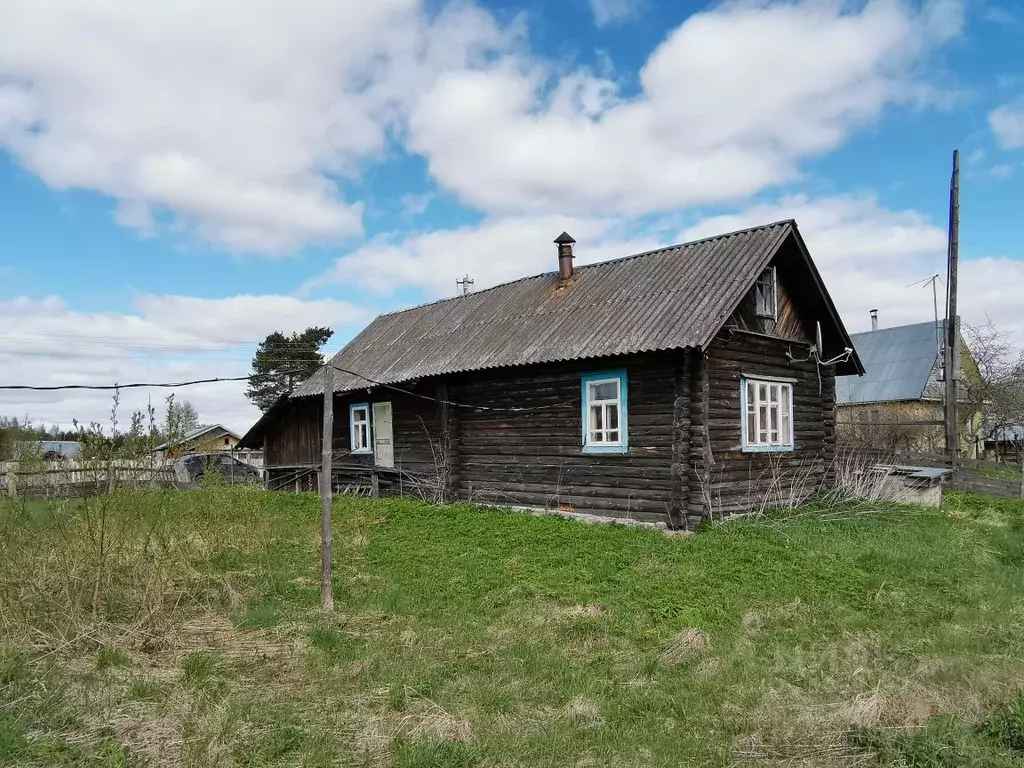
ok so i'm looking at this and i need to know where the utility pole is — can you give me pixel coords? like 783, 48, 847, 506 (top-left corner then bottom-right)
944, 149, 960, 471
457, 274, 474, 295
320, 363, 334, 612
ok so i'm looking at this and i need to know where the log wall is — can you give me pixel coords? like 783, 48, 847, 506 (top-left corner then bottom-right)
696, 330, 835, 518
449, 352, 680, 524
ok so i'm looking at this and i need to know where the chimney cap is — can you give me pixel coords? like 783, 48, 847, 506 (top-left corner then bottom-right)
554, 231, 576, 245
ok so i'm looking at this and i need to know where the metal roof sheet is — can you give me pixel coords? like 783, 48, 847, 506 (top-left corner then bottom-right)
837, 321, 944, 405
295, 221, 799, 397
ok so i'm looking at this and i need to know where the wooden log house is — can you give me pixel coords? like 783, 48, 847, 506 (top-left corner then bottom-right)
238, 220, 863, 529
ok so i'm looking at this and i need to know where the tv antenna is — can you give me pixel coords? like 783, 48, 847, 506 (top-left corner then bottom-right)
457, 274, 474, 295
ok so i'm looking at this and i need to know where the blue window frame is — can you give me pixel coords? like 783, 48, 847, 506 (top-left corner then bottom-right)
349, 402, 372, 455
740, 376, 795, 452
581, 370, 628, 454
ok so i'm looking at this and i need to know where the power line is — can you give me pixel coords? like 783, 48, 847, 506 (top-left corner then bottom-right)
0, 360, 575, 415
0, 368, 311, 392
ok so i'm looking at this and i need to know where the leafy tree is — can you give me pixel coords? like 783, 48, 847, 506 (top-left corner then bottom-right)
0, 416, 37, 461
164, 395, 200, 446
246, 327, 334, 412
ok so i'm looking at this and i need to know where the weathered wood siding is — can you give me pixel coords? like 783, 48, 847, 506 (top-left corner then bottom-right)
264, 398, 320, 467
691, 330, 835, 519
725, 255, 812, 343
449, 352, 680, 524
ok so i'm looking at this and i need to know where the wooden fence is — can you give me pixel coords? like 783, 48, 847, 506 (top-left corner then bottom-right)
952, 471, 1024, 499
0, 459, 179, 499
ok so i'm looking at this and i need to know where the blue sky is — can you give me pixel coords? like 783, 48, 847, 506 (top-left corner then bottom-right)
1, 0, 1022, 431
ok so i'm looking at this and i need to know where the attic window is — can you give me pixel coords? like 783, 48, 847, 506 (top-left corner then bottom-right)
755, 267, 777, 319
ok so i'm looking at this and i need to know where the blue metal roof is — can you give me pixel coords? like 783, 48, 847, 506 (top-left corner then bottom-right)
837, 321, 943, 405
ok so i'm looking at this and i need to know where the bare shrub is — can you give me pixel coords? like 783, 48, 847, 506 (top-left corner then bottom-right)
0, 485, 271, 654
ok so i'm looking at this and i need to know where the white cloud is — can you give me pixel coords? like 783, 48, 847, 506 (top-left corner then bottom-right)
400, 193, 434, 217
305, 214, 670, 298
409, 0, 963, 216
989, 163, 1014, 179
983, 6, 1018, 25
989, 99, 1024, 149
0, 294, 368, 432
590, 0, 643, 28
0, 0, 512, 253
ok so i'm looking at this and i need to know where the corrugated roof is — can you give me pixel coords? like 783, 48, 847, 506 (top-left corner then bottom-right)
152, 423, 240, 451
837, 321, 944, 405
295, 221, 807, 397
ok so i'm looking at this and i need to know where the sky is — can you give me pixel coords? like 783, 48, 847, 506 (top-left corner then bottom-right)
0, 0, 1022, 435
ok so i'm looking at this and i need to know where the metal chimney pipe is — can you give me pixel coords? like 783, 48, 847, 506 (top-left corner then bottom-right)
870, 308, 879, 331
554, 232, 576, 280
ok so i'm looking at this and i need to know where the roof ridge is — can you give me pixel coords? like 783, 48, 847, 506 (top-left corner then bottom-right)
372, 219, 795, 320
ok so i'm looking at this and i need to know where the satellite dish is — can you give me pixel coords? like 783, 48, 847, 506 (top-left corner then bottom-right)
815, 321, 824, 360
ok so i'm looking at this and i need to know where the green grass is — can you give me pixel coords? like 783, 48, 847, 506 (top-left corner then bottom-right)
2, 487, 1024, 766
975, 461, 1024, 484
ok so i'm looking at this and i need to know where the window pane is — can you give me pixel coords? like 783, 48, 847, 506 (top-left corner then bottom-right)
769, 385, 779, 404
747, 413, 756, 443
607, 404, 619, 430
607, 430, 619, 443
591, 404, 603, 431
746, 381, 755, 411
770, 406, 778, 432
758, 383, 768, 402
591, 381, 618, 401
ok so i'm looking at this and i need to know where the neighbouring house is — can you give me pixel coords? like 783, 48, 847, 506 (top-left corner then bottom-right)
984, 423, 1024, 462
152, 424, 241, 460
836, 315, 980, 457
238, 220, 863, 528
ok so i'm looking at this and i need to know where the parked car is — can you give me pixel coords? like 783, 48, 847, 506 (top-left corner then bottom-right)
176, 454, 262, 485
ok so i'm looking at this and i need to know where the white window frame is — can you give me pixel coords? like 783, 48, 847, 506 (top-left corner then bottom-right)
349, 402, 372, 455
755, 266, 777, 319
741, 376, 794, 452
581, 371, 628, 454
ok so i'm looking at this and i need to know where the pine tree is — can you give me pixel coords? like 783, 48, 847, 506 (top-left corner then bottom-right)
246, 327, 334, 412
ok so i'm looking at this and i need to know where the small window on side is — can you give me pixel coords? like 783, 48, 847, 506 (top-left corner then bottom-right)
755, 267, 777, 319
582, 371, 628, 454
741, 376, 794, 452
350, 403, 372, 455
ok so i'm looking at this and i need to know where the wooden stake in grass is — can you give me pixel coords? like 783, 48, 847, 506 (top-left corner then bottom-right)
321, 364, 334, 612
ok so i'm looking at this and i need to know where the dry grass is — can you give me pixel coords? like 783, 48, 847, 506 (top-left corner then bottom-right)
659, 628, 712, 664
3, 489, 1024, 766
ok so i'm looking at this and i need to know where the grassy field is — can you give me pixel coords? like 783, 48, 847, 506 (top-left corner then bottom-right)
2, 487, 1024, 767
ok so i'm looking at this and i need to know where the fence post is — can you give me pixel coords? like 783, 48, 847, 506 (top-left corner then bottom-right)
6, 462, 15, 499
1019, 455, 1024, 500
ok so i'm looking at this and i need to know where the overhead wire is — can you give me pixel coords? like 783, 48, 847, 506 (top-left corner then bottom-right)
0, 358, 577, 414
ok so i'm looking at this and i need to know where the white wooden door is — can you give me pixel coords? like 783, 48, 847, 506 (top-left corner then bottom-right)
372, 402, 394, 468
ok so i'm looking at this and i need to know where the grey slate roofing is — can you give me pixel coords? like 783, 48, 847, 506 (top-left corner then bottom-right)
837, 321, 945, 405
293, 219, 861, 399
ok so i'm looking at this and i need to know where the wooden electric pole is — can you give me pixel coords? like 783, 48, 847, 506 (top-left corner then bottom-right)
944, 149, 960, 471
320, 363, 334, 611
